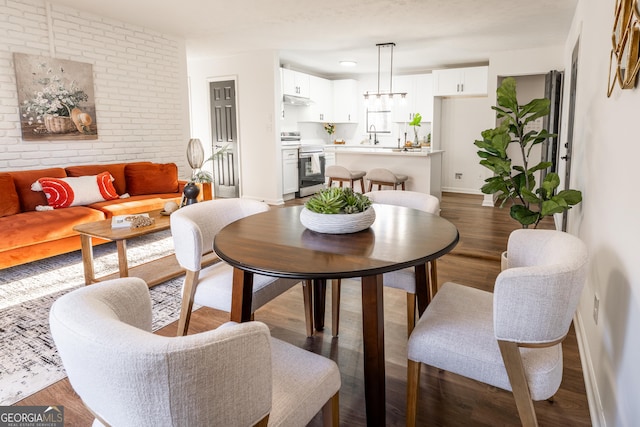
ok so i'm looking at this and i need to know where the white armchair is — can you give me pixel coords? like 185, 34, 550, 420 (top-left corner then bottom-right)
406, 229, 588, 426
49, 278, 341, 427
331, 190, 441, 336
170, 199, 313, 336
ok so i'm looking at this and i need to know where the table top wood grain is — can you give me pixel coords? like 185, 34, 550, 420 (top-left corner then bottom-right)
214, 204, 459, 279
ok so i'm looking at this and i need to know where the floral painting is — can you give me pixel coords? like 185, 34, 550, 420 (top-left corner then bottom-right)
14, 53, 98, 141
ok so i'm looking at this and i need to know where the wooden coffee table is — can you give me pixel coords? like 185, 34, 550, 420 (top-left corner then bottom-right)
73, 209, 216, 287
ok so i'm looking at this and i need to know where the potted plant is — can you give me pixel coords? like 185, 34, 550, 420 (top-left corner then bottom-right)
475, 77, 582, 230
409, 113, 422, 145
323, 122, 335, 143
300, 187, 375, 234
182, 139, 228, 205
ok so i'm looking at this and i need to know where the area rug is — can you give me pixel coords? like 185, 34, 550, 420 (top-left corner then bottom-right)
0, 230, 186, 405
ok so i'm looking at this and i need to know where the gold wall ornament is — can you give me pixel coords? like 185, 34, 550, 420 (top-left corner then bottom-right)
608, 0, 640, 96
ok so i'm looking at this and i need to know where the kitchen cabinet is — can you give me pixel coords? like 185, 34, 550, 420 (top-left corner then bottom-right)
392, 73, 433, 123
282, 68, 310, 98
303, 75, 333, 122
282, 148, 299, 194
432, 66, 488, 97
332, 79, 359, 123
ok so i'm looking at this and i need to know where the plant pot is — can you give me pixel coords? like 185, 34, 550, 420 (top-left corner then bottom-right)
44, 115, 76, 133
182, 182, 200, 206
300, 206, 376, 234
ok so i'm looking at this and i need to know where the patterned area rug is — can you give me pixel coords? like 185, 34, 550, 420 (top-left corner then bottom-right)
0, 230, 186, 405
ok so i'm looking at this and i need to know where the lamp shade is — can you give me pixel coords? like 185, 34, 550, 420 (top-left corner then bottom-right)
186, 138, 205, 169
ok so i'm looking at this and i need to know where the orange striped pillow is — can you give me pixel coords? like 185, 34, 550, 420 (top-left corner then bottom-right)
32, 171, 119, 209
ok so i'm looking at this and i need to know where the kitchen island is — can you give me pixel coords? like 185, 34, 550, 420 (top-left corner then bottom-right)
324, 145, 443, 199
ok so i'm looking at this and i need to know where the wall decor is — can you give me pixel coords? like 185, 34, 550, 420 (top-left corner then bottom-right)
608, 0, 640, 96
14, 53, 98, 140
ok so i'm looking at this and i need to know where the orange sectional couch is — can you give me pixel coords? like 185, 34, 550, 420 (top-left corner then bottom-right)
0, 162, 184, 269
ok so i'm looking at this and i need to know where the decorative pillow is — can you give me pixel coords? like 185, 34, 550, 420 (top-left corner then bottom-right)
0, 173, 21, 217
124, 163, 179, 196
31, 172, 119, 209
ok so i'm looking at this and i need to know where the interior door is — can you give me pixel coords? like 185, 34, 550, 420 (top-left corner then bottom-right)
561, 40, 579, 231
542, 70, 563, 181
210, 80, 239, 198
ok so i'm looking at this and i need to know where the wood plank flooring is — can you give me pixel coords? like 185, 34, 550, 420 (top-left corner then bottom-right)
16, 192, 591, 426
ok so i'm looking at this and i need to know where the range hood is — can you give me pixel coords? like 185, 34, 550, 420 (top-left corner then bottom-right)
283, 94, 314, 106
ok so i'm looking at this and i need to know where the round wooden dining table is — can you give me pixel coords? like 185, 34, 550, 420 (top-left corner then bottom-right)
214, 204, 459, 426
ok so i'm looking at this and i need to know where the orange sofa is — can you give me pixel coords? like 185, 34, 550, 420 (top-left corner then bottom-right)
0, 162, 185, 269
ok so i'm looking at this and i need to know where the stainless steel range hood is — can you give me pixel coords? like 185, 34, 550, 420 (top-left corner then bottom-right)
283, 94, 314, 106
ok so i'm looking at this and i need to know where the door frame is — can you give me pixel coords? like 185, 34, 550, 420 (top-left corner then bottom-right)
207, 75, 242, 197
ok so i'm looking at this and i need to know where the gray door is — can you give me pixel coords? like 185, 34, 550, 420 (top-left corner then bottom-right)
210, 80, 239, 198
561, 40, 579, 231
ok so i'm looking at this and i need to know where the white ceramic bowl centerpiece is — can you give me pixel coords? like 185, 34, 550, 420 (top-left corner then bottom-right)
300, 187, 375, 234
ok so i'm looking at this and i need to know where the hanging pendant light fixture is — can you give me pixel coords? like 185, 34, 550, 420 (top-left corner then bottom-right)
363, 42, 407, 104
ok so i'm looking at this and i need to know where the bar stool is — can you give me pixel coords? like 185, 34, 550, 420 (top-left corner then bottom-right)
325, 165, 366, 192
365, 168, 408, 191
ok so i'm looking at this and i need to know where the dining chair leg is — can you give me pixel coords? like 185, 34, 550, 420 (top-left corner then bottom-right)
406, 359, 421, 427
429, 260, 439, 299
406, 292, 416, 336
322, 392, 340, 427
498, 340, 539, 427
177, 270, 199, 336
303, 280, 314, 337
331, 279, 341, 337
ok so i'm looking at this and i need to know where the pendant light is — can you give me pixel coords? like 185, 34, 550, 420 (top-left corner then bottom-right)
363, 42, 407, 105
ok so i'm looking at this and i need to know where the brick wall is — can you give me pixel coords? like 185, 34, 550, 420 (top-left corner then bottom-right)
0, 0, 190, 174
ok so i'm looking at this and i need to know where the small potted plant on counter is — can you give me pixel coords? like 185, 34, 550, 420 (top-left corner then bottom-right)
324, 122, 335, 144
300, 187, 375, 234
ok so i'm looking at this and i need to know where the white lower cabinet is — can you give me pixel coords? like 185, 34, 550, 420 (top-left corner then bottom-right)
282, 148, 299, 194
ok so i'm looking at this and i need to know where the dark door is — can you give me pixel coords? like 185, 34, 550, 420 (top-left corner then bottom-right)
561, 41, 579, 231
542, 70, 563, 181
210, 80, 239, 198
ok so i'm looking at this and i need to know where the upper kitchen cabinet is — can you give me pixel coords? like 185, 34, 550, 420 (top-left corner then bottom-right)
432, 66, 488, 97
302, 75, 333, 122
392, 73, 434, 122
282, 68, 310, 98
332, 79, 359, 123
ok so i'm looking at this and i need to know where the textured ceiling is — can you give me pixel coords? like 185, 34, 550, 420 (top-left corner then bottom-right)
45, 0, 577, 77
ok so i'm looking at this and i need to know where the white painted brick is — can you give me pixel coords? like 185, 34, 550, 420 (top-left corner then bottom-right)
1, 0, 189, 173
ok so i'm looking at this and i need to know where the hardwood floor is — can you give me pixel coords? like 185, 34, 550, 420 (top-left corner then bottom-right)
17, 192, 591, 426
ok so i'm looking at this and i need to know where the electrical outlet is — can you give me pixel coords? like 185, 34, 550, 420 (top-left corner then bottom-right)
455, 173, 463, 179
593, 294, 600, 324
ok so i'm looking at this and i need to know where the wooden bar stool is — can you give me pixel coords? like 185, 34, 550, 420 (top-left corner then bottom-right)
365, 168, 408, 191
326, 165, 366, 192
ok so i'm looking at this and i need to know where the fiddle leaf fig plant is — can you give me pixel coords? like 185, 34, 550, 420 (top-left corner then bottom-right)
475, 77, 582, 228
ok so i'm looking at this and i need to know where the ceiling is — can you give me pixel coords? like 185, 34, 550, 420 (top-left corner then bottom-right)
46, 0, 578, 78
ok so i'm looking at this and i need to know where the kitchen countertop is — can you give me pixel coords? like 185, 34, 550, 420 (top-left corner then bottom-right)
324, 145, 442, 156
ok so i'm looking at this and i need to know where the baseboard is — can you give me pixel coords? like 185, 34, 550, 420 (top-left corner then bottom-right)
574, 310, 605, 426
441, 187, 483, 195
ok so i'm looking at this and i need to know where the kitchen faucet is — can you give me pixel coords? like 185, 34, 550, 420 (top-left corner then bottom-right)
369, 124, 378, 145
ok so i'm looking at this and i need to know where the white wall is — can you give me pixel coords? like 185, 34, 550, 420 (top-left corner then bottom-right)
188, 51, 283, 203
0, 0, 190, 176
563, 1, 640, 425
439, 96, 488, 194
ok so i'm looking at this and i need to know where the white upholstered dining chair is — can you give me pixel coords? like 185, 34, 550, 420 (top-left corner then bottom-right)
406, 229, 588, 426
49, 278, 341, 427
170, 199, 313, 336
331, 190, 441, 337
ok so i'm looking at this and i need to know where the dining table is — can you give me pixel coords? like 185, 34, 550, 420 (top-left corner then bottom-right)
214, 203, 459, 426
